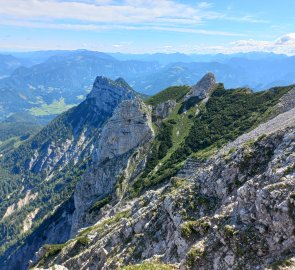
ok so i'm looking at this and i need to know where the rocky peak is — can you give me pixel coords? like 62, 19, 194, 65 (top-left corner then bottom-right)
71, 99, 154, 234
86, 76, 135, 113
114, 77, 133, 90
188, 72, 216, 100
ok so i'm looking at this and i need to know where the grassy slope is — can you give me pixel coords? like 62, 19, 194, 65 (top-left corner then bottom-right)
145, 85, 190, 106
131, 84, 293, 196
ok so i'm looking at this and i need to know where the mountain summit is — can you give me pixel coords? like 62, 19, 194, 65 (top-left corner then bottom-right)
87, 76, 135, 113
187, 72, 216, 100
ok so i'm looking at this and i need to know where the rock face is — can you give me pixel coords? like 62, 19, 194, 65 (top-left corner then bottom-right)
186, 72, 216, 100
71, 99, 154, 235
152, 100, 177, 122
271, 86, 295, 117
95, 99, 154, 164
31, 109, 295, 270
87, 77, 135, 114
0, 76, 138, 270
12, 76, 136, 176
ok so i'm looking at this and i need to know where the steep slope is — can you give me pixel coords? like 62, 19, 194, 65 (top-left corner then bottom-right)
2, 73, 295, 270
0, 76, 138, 269
24, 74, 295, 270
30, 125, 295, 270
71, 99, 154, 235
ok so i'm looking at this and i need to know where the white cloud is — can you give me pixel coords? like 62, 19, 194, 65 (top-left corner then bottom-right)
0, 0, 268, 33
0, 0, 204, 24
197, 33, 295, 55
275, 33, 295, 45
197, 2, 212, 9
0, 18, 245, 37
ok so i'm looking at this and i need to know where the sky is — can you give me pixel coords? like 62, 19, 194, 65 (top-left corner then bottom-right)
0, 0, 295, 54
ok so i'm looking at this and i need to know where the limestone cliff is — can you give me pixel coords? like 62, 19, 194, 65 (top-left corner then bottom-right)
186, 72, 216, 100
0, 76, 138, 270
30, 82, 295, 270
71, 99, 154, 234
152, 100, 177, 124
31, 121, 295, 270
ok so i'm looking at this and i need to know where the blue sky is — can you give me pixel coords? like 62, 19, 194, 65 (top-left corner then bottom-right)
0, 0, 295, 54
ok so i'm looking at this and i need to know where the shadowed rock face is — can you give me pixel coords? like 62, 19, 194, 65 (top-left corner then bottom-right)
0, 76, 139, 270
87, 76, 135, 114
188, 72, 216, 100
152, 100, 177, 123
71, 99, 154, 235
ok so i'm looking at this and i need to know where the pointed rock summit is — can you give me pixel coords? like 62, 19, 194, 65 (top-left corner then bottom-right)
87, 76, 135, 113
188, 72, 216, 100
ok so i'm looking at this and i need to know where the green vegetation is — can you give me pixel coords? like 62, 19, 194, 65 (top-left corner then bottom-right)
181, 221, 198, 238
271, 257, 294, 270
284, 164, 295, 176
141, 121, 174, 178
224, 225, 238, 237
145, 86, 190, 106
79, 210, 131, 236
29, 98, 76, 116
181, 220, 210, 238
76, 236, 90, 246
0, 122, 41, 142
182, 84, 290, 154
131, 83, 291, 197
0, 122, 42, 154
4, 112, 40, 124
130, 103, 195, 197
186, 246, 204, 267
36, 242, 68, 266
122, 262, 175, 270
88, 195, 111, 214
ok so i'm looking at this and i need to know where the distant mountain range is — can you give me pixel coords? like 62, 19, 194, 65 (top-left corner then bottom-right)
1, 49, 295, 121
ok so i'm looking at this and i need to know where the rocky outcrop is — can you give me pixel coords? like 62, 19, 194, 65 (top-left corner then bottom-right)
71, 99, 154, 235
22, 208, 39, 233
186, 73, 216, 100
180, 73, 216, 113
0, 77, 138, 270
24, 77, 136, 176
176, 127, 295, 270
2, 190, 38, 219
31, 112, 295, 270
95, 99, 154, 164
87, 77, 135, 114
152, 100, 177, 123
271, 86, 295, 117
